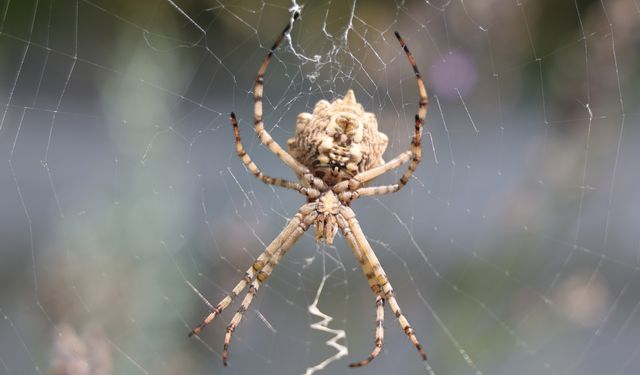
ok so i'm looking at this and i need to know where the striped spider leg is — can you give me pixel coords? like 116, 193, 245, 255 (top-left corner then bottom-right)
221, 205, 318, 366
338, 208, 427, 367
331, 30, 429, 367
334, 31, 427, 201
188, 203, 315, 339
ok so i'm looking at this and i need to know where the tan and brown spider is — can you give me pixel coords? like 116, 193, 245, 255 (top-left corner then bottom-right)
190, 12, 429, 368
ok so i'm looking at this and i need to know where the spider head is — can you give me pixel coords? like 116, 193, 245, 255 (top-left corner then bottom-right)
288, 90, 389, 186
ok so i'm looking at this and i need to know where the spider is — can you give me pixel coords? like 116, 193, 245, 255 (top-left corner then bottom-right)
190, 12, 429, 368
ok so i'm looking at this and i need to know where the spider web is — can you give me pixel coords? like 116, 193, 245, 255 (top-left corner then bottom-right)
1, 0, 639, 374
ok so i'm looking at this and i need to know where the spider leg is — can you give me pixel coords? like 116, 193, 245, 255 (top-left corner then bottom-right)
331, 146, 411, 194
335, 32, 427, 196
337, 214, 386, 367
231, 113, 316, 197
349, 295, 385, 368
339, 206, 428, 363
223, 210, 318, 366
336, 213, 381, 296
189, 204, 316, 337
355, 115, 423, 197
252, 12, 327, 191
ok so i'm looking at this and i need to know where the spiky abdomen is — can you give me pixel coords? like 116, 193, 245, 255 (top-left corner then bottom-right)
287, 90, 389, 186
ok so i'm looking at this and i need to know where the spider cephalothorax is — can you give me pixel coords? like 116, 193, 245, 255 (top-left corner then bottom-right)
190, 12, 429, 369
287, 90, 389, 185
313, 190, 340, 244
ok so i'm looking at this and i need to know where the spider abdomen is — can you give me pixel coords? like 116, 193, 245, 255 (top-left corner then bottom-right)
287, 90, 389, 186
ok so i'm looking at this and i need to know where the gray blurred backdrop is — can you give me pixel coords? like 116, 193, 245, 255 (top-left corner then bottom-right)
1, 0, 639, 374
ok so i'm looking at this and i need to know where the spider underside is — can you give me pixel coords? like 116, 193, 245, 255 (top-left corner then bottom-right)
190, 12, 429, 368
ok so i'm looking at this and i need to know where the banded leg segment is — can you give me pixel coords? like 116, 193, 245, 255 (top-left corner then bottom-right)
252, 12, 326, 192
355, 115, 423, 197
338, 212, 426, 366
336, 214, 381, 296
333, 150, 412, 194
389, 31, 427, 191
349, 296, 385, 368
381, 284, 427, 361
222, 211, 318, 366
335, 32, 427, 197
340, 206, 428, 362
189, 204, 316, 337
338, 214, 387, 367
231, 113, 311, 196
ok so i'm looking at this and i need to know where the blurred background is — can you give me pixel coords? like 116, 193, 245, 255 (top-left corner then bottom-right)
1, 0, 639, 374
